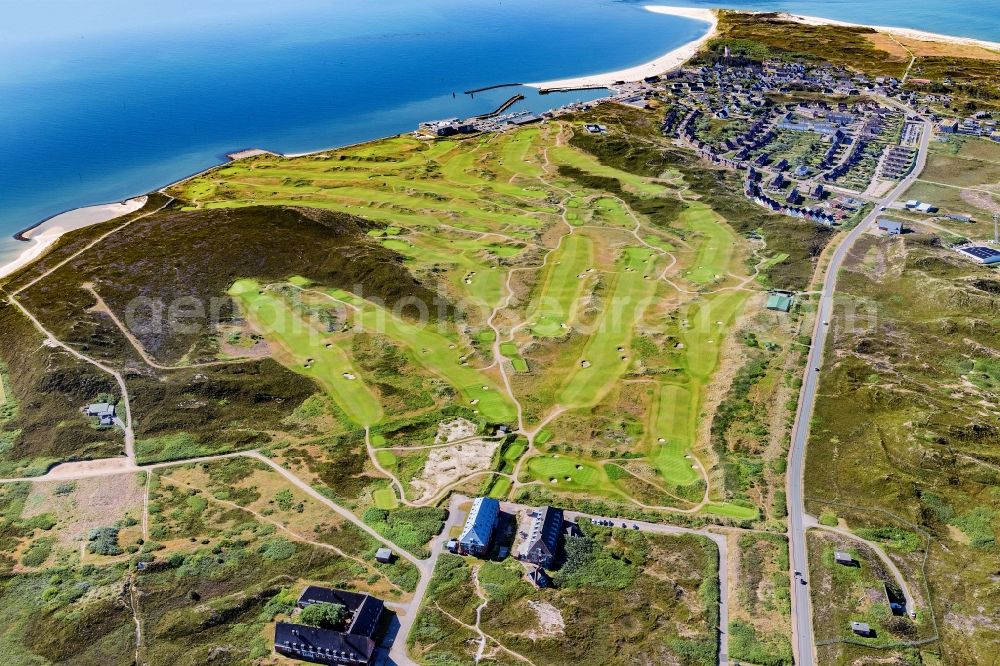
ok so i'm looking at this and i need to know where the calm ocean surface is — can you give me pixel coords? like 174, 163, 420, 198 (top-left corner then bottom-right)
1, 0, 997, 265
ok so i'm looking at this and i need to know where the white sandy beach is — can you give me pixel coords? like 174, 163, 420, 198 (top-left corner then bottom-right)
783, 12, 1000, 52
525, 5, 1000, 92
0, 196, 147, 280
523, 6, 717, 90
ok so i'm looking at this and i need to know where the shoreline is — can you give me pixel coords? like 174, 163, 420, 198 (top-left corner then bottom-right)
779, 11, 1000, 52
3, 7, 997, 283
0, 197, 147, 280
524, 6, 717, 90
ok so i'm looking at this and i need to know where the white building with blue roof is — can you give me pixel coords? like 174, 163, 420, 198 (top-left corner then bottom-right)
457, 497, 500, 556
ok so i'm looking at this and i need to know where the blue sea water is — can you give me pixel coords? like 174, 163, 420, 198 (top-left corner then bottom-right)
1, 0, 997, 265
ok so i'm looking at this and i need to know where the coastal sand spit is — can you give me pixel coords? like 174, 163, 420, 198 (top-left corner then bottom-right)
784, 12, 1000, 52
525, 4, 1000, 92
0, 197, 147, 280
523, 6, 717, 90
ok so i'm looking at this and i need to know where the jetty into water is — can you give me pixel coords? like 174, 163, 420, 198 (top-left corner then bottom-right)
473, 94, 525, 120
463, 82, 523, 95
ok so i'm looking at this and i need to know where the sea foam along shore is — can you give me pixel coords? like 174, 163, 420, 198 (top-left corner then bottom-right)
0, 197, 147, 280
782, 12, 1000, 52
523, 6, 717, 90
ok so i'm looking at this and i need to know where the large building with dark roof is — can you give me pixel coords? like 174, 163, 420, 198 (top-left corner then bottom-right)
518, 506, 563, 568
274, 587, 384, 665
457, 497, 500, 556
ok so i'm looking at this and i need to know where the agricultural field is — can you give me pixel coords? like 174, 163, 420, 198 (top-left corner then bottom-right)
409, 525, 720, 666
805, 231, 1000, 664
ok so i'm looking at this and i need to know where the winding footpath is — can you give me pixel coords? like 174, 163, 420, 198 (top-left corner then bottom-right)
786, 103, 932, 665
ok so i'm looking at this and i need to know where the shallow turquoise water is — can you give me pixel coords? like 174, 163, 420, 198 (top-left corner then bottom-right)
0, 0, 996, 265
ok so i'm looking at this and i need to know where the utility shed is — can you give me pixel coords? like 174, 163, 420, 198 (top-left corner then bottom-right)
766, 292, 793, 312
375, 548, 393, 564
834, 550, 855, 565
850, 621, 873, 637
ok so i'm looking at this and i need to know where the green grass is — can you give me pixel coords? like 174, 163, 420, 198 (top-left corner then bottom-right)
375, 450, 397, 467
680, 204, 737, 285
487, 476, 511, 499
373, 486, 399, 510
550, 144, 665, 196
702, 502, 759, 520
649, 383, 701, 486
526, 455, 619, 494
558, 247, 659, 408
228, 279, 383, 426
321, 287, 516, 422
527, 234, 594, 337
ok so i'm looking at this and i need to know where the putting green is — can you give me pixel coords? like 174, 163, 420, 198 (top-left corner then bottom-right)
558, 247, 659, 408
228, 279, 383, 426
592, 197, 633, 227
526, 234, 594, 337
373, 486, 399, 510
526, 455, 611, 492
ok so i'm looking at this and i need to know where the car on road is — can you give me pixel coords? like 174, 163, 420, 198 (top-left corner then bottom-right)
800, 578, 808, 585
632, 524, 639, 530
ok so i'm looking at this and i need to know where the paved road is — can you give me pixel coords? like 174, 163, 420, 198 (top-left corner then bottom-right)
786, 108, 933, 665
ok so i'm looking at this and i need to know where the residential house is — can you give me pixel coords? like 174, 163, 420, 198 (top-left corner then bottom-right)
877, 218, 904, 235
84, 402, 116, 428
